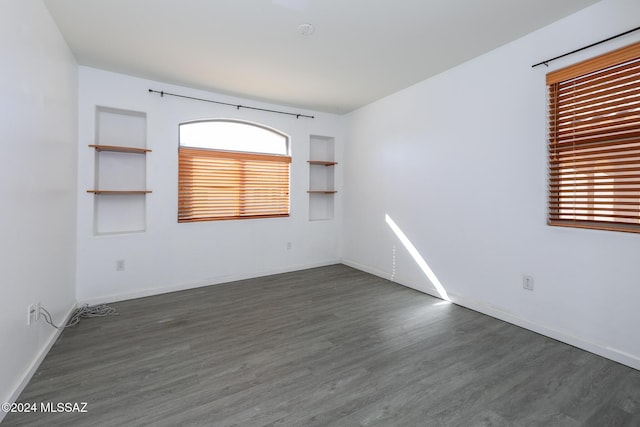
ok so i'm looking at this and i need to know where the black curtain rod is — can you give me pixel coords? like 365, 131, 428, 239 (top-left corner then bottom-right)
148, 89, 315, 119
531, 25, 640, 68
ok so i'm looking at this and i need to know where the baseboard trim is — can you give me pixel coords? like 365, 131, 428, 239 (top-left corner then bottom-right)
1, 303, 77, 424
341, 259, 390, 281
446, 291, 640, 371
78, 260, 341, 305
341, 258, 640, 371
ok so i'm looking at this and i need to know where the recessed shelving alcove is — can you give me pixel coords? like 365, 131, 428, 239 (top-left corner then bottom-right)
308, 135, 337, 221
90, 107, 150, 235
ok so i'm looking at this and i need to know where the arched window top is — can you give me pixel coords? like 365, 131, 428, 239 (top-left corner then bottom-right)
179, 119, 289, 156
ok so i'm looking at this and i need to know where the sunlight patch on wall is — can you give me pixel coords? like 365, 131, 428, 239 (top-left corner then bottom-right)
385, 214, 450, 301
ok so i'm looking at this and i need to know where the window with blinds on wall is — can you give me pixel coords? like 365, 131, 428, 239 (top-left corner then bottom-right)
178, 120, 291, 222
547, 41, 640, 233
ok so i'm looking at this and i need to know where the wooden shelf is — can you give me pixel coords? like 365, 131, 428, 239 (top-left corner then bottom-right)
87, 190, 152, 195
309, 136, 336, 221
89, 144, 151, 195
89, 144, 151, 154
308, 160, 337, 166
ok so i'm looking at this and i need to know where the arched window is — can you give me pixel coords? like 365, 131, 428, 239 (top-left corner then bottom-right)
178, 120, 290, 222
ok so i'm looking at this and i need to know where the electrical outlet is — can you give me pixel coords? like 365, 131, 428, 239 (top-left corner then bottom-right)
116, 259, 125, 271
523, 275, 534, 291
27, 303, 40, 325
286, 241, 292, 250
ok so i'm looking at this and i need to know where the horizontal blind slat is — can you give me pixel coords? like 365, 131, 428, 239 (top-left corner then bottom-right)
547, 42, 640, 233
179, 147, 290, 222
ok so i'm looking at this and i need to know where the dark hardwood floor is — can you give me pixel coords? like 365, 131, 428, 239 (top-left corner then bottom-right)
4, 264, 640, 426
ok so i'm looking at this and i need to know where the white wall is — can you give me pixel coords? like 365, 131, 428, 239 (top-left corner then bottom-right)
0, 0, 78, 415
342, 0, 640, 370
76, 68, 343, 303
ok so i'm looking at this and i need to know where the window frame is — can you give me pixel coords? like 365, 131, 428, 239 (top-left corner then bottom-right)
178, 119, 291, 223
546, 41, 640, 234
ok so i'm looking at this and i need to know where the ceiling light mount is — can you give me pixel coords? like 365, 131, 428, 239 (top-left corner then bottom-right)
297, 23, 315, 36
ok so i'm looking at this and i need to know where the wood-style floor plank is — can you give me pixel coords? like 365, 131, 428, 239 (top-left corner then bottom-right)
4, 265, 639, 426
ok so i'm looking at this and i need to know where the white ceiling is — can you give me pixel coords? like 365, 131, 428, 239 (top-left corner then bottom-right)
43, 0, 601, 114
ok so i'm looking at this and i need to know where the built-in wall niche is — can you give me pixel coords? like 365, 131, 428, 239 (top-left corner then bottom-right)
89, 107, 150, 235
308, 135, 337, 221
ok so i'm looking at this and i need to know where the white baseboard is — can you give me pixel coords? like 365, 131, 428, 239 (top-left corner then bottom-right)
1, 303, 77, 424
341, 259, 391, 281
341, 258, 640, 371
79, 260, 341, 305
446, 291, 640, 371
